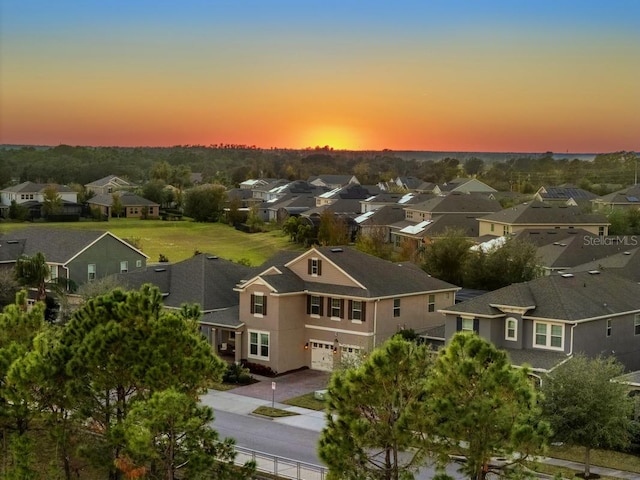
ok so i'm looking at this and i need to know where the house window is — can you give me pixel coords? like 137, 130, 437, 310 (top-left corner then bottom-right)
251, 293, 266, 316
606, 318, 612, 337
88, 264, 96, 281
351, 300, 362, 321
393, 298, 401, 317
308, 295, 322, 316
490, 223, 495, 232
598, 226, 605, 236
136, 260, 142, 268
534, 322, 564, 349
503, 225, 509, 236
308, 258, 322, 276
248, 330, 269, 360
635, 314, 640, 336
456, 317, 479, 333
461, 318, 474, 332
330, 298, 342, 318
428, 294, 435, 312
505, 317, 517, 341
120, 261, 128, 273
49, 265, 58, 281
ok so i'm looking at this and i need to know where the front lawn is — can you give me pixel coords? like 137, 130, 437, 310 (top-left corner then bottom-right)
282, 392, 326, 411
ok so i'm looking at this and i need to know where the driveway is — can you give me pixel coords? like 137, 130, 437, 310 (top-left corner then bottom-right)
228, 368, 331, 402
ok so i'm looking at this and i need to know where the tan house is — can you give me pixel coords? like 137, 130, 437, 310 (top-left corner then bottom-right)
478, 201, 609, 237
234, 247, 459, 373
88, 192, 160, 219
85, 175, 136, 195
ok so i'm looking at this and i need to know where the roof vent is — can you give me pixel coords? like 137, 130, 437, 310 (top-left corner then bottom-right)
206, 255, 219, 260
6, 240, 19, 244
330, 248, 343, 253
561, 273, 574, 278
623, 251, 631, 255
154, 267, 167, 272
588, 270, 600, 275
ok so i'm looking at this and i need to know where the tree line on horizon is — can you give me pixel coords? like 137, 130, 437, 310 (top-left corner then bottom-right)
0, 145, 637, 195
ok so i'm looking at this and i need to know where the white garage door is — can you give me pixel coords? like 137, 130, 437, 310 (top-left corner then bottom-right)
311, 341, 334, 372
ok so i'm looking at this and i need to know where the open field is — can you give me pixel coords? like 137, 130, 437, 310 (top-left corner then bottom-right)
0, 218, 301, 266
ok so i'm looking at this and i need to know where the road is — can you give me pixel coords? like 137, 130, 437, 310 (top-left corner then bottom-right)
212, 409, 467, 479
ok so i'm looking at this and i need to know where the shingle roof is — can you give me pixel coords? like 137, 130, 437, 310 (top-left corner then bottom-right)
84, 175, 133, 188
538, 234, 637, 269
568, 247, 640, 282
89, 191, 159, 207
0, 227, 108, 263
504, 348, 569, 371
480, 201, 608, 225
119, 253, 254, 310
407, 192, 501, 214
538, 185, 597, 201
2, 181, 76, 194
595, 184, 640, 205
512, 228, 588, 247
441, 271, 640, 320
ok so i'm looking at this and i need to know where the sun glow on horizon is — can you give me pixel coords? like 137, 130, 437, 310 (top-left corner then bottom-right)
296, 125, 370, 151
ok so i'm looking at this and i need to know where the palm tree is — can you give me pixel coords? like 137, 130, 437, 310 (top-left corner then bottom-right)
14, 252, 50, 302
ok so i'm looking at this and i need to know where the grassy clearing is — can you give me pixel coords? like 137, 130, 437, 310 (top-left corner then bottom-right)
545, 444, 640, 474
252, 406, 299, 418
282, 392, 326, 411
0, 218, 301, 265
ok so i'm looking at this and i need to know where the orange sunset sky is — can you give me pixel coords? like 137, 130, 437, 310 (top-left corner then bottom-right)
1, 1, 639, 153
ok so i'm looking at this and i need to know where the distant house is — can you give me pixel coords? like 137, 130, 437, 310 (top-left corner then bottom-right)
534, 185, 597, 206
308, 175, 360, 189
85, 175, 136, 195
433, 178, 497, 195
234, 246, 459, 373
87, 192, 160, 219
592, 184, 640, 211
0, 227, 148, 290
439, 271, 640, 374
478, 201, 609, 237
0, 181, 81, 220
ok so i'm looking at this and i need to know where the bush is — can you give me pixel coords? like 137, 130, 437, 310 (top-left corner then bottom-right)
242, 361, 276, 377
223, 362, 253, 385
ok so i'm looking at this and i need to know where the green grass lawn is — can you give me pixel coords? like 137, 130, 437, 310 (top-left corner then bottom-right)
282, 392, 326, 411
252, 406, 299, 418
0, 218, 301, 266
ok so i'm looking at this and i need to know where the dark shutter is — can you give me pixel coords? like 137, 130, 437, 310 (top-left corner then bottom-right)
362, 302, 366, 321
456, 316, 462, 331
317, 259, 322, 275
308, 259, 312, 274
348, 300, 353, 320
319, 297, 324, 316
327, 297, 332, 316
473, 318, 479, 333
340, 299, 345, 319
250, 294, 255, 314
307, 295, 311, 314
263, 296, 267, 316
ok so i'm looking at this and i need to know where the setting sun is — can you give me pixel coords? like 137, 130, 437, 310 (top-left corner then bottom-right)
296, 125, 368, 151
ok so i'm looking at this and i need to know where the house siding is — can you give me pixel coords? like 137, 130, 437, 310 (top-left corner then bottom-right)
573, 315, 640, 371
67, 235, 146, 287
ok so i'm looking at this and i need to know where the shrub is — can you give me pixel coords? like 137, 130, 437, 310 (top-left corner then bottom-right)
241, 361, 276, 377
223, 362, 253, 385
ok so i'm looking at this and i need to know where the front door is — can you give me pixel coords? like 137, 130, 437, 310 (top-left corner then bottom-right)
310, 340, 334, 372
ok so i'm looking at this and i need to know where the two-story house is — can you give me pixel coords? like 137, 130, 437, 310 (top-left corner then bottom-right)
592, 184, 640, 212
439, 271, 640, 376
234, 246, 459, 373
84, 175, 136, 195
0, 181, 80, 219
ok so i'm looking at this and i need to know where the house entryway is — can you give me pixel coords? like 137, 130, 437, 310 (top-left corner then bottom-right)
310, 340, 334, 372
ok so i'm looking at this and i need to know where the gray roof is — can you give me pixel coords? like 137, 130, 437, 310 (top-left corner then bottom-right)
2, 181, 76, 194
538, 234, 638, 269
257, 247, 459, 298
307, 175, 357, 186
356, 205, 406, 226
504, 348, 569, 372
441, 271, 640, 320
85, 175, 133, 188
0, 227, 109, 263
568, 247, 640, 282
512, 228, 590, 247
480, 201, 608, 225
408, 192, 502, 214
200, 305, 243, 328
119, 253, 254, 310
538, 185, 597, 201
594, 184, 640, 205
89, 191, 159, 207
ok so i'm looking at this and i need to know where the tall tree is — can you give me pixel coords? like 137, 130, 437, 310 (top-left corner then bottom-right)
184, 184, 227, 222
111, 192, 124, 218
541, 354, 635, 479
42, 185, 63, 218
421, 228, 472, 286
14, 252, 49, 302
317, 210, 350, 246
427, 333, 550, 480
122, 388, 255, 480
319, 337, 436, 480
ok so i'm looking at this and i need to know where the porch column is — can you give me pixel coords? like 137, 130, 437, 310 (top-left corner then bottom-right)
234, 331, 242, 363
210, 327, 217, 354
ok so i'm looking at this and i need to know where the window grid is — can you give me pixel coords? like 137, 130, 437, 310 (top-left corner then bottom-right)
506, 318, 517, 340
428, 294, 435, 312
310, 295, 321, 315
461, 318, 474, 332
606, 318, 612, 337
534, 322, 563, 349
393, 298, 401, 317
253, 295, 265, 315
331, 298, 341, 318
351, 301, 362, 321
249, 331, 269, 360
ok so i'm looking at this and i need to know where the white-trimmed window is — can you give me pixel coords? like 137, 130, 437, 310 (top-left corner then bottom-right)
428, 294, 435, 312
534, 322, 564, 349
393, 298, 401, 317
49, 265, 58, 281
505, 317, 517, 341
461, 318, 474, 332
351, 300, 362, 321
606, 318, 612, 337
309, 295, 321, 316
136, 259, 142, 268
251, 293, 266, 316
88, 264, 96, 281
308, 258, 322, 276
120, 261, 128, 273
248, 330, 269, 360
330, 298, 342, 318
635, 314, 640, 336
